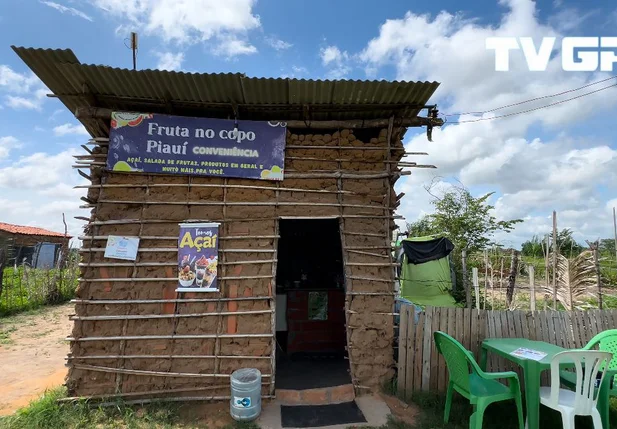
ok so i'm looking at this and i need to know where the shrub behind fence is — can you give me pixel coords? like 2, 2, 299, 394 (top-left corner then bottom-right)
0, 261, 78, 316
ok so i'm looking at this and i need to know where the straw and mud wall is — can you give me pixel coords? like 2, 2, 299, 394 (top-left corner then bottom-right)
68, 126, 405, 400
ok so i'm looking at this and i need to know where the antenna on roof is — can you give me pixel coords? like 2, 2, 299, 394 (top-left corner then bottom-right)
130, 32, 138, 70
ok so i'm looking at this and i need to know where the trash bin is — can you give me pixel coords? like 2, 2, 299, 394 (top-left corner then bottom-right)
230, 368, 261, 421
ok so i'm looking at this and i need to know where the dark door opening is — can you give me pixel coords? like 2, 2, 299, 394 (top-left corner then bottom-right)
275, 218, 351, 390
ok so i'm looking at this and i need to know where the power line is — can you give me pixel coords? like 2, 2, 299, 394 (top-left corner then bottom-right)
444, 82, 617, 125
442, 74, 617, 118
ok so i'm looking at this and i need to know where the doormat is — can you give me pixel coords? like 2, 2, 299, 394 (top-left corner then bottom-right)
280, 401, 367, 428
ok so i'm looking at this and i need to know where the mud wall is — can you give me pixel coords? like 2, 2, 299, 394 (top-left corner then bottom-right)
69, 126, 404, 399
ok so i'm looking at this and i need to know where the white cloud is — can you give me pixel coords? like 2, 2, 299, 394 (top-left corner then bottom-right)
0, 149, 87, 241
91, 0, 261, 56
0, 66, 48, 110
292, 65, 308, 74
53, 123, 89, 136
40, 1, 94, 21
155, 52, 185, 71
320, 45, 351, 79
360, 0, 617, 246
0, 150, 79, 188
0, 136, 20, 160
320, 45, 345, 65
0, 65, 39, 93
5, 95, 42, 110
213, 36, 257, 58
265, 36, 292, 51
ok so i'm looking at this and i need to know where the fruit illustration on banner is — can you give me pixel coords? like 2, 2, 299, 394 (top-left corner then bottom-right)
111, 112, 153, 129
260, 165, 283, 180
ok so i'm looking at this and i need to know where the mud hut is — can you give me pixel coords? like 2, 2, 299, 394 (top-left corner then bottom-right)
14, 46, 442, 404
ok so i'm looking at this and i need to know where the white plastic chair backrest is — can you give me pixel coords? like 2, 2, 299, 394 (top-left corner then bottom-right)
548, 350, 613, 414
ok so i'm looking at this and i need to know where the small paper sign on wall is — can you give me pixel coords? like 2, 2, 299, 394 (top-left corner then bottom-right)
104, 236, 140, 261
177, 222, 220, 292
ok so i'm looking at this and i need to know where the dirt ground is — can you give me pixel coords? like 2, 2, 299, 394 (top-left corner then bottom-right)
0, 303, 73, 416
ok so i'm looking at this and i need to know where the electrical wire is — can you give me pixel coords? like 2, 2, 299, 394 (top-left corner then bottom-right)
444, 82, 617, 124
442, 74, 617, 118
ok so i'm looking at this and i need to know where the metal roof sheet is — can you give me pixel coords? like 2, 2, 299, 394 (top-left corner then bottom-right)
12, 46, 441, 137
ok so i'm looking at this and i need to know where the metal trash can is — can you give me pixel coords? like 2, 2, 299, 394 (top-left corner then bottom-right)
230, 368, 262, 421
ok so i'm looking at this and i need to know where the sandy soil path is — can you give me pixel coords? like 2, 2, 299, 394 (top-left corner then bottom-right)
0, 303, 73, 416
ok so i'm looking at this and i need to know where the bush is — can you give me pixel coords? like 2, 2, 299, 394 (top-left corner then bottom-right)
0, 260, 78, 316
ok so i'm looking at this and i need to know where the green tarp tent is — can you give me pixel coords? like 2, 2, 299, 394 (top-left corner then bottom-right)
399, 235, 460, 308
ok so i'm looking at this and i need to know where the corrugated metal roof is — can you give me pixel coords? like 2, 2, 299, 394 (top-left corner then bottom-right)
0, 222, 71, 238
12, 46, 440, 137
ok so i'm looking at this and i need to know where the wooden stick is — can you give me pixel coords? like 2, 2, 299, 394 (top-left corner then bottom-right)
74, 108, 444, 128
67, 355, 270, 360
81, 215, 402, 227
462, 249, 469, 308
348, 275, 398, 283
78, 276, 273, 282
70, 364, 272, 379
552, 211, 558, 310
79, 248, 277, 253
613, 207, 617, 277
67, 334, 273, 341
78, 260, 274, 268
57, 385, 232, 401
346, 262, 399, 266
76, 182, 354, 195
72, 297, 270, 304
70, 310, 273, 321
90, 396, 274, 407
269, 211, 279, 396
80, 235, 278, 241
344, 231, 385, 237
81, 199, 389, 211
346, 249, 390, 258
529, 265, 536, 311
347, 291, 396, 296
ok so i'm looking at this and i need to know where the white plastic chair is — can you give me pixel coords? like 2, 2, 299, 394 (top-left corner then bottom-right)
536, 350, 613, 429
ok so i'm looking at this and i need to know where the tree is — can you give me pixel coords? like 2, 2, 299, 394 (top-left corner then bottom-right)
521, 229, 584, 259
521, 235, 544, 258
599, 238, 616, 257
406, 217, 434, 238
407, 182, 523, 254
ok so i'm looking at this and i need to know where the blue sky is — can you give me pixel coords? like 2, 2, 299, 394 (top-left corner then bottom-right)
0, 0, 616, 248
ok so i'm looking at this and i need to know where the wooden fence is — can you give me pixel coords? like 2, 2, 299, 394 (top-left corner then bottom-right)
397, 305, 617, 398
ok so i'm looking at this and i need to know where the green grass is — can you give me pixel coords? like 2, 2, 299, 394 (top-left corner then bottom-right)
1, 265, 78, 317
0, 325, 16, 345
0, 387, 184, 429
0, 387, 264, 429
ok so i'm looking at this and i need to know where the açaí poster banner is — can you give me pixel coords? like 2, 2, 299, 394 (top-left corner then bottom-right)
177, 223, 219, 292
107, 111, 286, 181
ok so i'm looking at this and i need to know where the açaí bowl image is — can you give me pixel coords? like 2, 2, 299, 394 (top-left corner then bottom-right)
178, 264, 196, 287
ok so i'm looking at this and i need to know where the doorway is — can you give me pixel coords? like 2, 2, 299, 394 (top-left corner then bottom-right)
274, 218, 350, 389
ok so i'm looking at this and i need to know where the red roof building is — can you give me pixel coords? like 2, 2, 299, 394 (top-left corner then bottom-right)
0, 222, 71, 267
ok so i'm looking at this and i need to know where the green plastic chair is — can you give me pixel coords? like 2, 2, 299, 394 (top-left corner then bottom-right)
560, 329, 617, 395
434, 331, 524, 429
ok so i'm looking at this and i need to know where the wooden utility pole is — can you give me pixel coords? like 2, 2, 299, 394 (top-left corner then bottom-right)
613, 207, 617, 267
483, 250, 488, 310
462, 249, 470, 308
472, 267, 479, 309
586, 240, 603, 310
506, 250, 518, 309
529, 265, 536, 311
544, 233, 550, 310
552, 211, 558, 310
